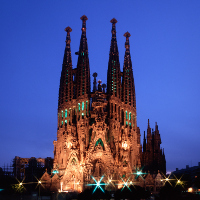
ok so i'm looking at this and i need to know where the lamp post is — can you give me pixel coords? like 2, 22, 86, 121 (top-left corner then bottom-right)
38, 180, 41, 200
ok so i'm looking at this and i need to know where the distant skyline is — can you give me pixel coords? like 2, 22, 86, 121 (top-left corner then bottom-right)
0, 0, 200, 172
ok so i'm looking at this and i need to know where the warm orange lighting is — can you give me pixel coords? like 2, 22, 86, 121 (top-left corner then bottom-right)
188, 187, 193, 192
122, 141, 128, 150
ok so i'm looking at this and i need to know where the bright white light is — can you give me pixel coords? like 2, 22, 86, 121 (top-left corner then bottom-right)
38, 181, 41, 184
137, 171, 142, 175
122, 141, 128, 150
19, 182, 22, 186
188, 187, 193, 192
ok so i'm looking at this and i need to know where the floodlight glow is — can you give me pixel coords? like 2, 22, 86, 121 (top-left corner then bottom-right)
119, 176, 131, 191
132, 168, 147, 180
38, 181, 41, 184
136, 171, 142, 175
86, 175, 107, 193
188, 187, 193, 192
53, 170, 59, 174
19, 182, 22, 186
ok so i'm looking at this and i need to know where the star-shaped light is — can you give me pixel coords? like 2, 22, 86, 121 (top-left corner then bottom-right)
119, 176, 132, 191
87, 175, 107, 193
105, 175, 117, 189
132, 168, 147, 180
161, 174, 175, 186
173, 174, 185, 187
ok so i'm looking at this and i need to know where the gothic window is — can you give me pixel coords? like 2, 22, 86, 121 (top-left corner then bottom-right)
65, 109, 67, 118
95, 138, 104, 148
71, 158, 77, 165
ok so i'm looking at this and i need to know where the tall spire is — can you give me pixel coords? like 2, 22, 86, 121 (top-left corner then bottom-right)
63, 26, 72, 66
154, 122, 161, 150
107, 18, 121, 98
146, 119, 152, 151
143, 131, 146, 152
76, 15, 90, 98
122, 32, 136, 107
58, 26, 73, 108
92, 72, 97, 92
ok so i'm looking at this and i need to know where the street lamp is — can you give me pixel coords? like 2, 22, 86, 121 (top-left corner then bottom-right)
38, 180, 41, 200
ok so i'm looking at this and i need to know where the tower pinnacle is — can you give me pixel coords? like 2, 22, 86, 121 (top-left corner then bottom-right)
107, 18, 121, 98
76, 15, 90, 97
110, 18, 117, 40
80, 15, 88, 32
122, 31, 136, 106
124, 31, 131, 51
65, 26, 72, 34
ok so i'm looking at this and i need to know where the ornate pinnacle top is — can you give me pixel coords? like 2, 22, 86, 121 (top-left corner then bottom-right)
124, 32, 131, 51
93, 72, 97, 78
110, 18, 117, 36
65, 26, 72, 34
80, 15, 88, 21
98, 80, 102, 84
110, 18, 117, 24
124, 31, 131, 38
81, 15, 87, 32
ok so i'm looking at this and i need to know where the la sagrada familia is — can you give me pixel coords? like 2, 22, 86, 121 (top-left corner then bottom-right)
50, 15, 166, 192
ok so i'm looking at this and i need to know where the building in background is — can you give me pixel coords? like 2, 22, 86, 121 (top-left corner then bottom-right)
49, 15, 166, 192
13, 156, 53, 180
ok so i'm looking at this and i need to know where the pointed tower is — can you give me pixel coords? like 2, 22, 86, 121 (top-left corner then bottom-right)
54, 26, 76, 178
154, 122, 161, 150
58, 27, 73, 108
76, 15, 90, 98
142, 120, 166, 174
146, 119, 152, 151
143, 131, 146, 152
107, 18, 121, 98
122, 32, 136, 107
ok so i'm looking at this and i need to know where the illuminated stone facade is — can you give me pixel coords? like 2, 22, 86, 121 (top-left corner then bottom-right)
52, 15, 165, 192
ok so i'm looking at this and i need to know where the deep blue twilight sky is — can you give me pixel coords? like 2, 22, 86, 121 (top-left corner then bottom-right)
0, 1, 200, 173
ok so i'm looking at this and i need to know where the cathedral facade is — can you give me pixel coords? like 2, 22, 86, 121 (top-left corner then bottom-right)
52, 15, 166, 192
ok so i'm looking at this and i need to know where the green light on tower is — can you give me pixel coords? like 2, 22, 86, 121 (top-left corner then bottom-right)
78, 103, 80, 112
65, 109, 67, 118
129, 112, 131, 120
